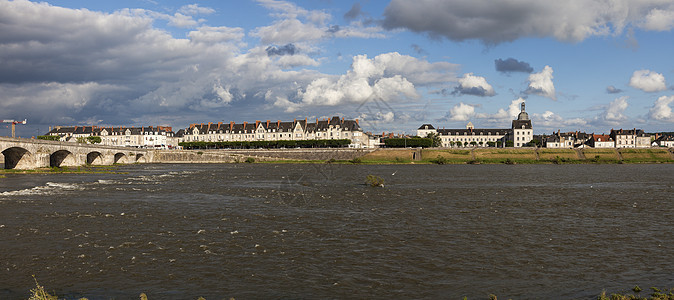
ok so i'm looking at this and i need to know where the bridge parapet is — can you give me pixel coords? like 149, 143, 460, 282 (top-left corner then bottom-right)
0, 137, 152, 169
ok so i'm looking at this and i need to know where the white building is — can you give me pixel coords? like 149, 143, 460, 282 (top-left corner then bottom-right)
46, 126, 176, 148
511, 102, 533, 147
416, 102, 532, 147
610, 128, 650, 148
182, 116, 370, 148
588, 134, 615, 148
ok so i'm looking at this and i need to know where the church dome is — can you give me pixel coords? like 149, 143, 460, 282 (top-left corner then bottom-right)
517, 111, 529, 120
517, 102, 529, 120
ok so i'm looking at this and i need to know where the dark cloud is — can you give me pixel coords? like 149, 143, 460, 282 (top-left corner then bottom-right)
452, 86, 491, 97
327, 25, 340, 34
606, 85, 623, 94
411, 44, 428, 55
495, 58, 533, 73
344, 3, 363, 20
381, 0, 674, 44
265, 44, 298, 56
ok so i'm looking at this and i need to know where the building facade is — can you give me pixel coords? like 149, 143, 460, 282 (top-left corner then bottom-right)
588, 134, 615, 148
511, 102, 533, 147
416, 102, 532, 147
610, 129, 650, 148
182, 116, 370, 148
46, 126, 176, 148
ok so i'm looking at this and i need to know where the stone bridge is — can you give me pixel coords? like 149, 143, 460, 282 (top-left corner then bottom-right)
0, 137, 153, 170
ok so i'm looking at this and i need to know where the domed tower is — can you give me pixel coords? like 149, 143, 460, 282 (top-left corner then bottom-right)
511, 102, 533, 147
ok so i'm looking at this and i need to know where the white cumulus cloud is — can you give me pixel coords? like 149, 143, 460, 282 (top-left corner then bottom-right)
454, 73, 495, 97
476, 98, 525, 123
449, 102, 476, 121
629, 69, 667, 92
275, 52, 456, 112
532, 111, 587, 128
592, 96, 629, 126
525, 66, 556, 100
649, 95, 674, 122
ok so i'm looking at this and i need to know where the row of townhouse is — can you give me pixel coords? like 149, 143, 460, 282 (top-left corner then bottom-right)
417, 102, 533, 147
182, 116, 371, 147
544, 129, 652, 148
46, 125, 177, 148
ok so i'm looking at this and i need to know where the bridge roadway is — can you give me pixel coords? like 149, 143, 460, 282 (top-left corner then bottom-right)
0, 137, 153, 169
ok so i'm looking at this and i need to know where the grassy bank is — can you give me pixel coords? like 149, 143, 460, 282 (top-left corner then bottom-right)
25, 278, 674, 300
355, 148, 674, 165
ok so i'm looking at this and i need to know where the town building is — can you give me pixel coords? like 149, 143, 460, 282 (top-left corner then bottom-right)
181, 116, 370, 148
46, 125, 176, 148
653, 134, 674, 147
610, 128, 650, 148
511, 102, 533, 147
588, 134, 615, 148
543, 131, 591, 148
416, 102, 532, 147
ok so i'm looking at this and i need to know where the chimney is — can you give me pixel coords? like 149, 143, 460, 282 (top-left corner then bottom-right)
356, 119, 359, 125
316, 118, 318, 124
327, 118, 330, 124
277, 120, 281, 128
256, 120, 260, 128
266, 120, 270, 128
230, 121, 234, 131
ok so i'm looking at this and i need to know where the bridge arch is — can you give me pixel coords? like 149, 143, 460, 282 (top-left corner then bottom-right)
87, 151, 104, 165
1, 147, 34, 169
50, 150, 77, 168
136, 153, 146, 163
114, 152, 127, 164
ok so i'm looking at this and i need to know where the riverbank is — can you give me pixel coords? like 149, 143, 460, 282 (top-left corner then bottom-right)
351, 147, 674, 164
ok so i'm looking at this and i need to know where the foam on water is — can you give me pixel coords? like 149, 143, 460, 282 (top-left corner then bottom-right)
0, 180, 90, 198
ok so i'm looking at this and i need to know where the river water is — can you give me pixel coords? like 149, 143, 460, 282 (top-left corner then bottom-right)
1, 163, 672, 299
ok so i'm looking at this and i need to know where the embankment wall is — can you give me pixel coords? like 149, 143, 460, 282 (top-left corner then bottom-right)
151, 148, 375, 163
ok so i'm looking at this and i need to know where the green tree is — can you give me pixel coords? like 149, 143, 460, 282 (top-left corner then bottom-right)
505, 140, 514, 147
470, 141, 477, 147
425, 132, 442, 147
86, 136, 102, 144
487, 141, 496, 147
37, 135, 61, 141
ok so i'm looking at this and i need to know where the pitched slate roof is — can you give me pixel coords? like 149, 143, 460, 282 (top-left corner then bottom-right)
437, 128, 507, 136
512, 119, 532, 130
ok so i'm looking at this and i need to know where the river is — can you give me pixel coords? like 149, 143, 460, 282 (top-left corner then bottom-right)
1, 163, 673, 299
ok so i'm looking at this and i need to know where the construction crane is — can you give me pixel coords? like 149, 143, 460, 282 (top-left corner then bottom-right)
1, 119, 27, 138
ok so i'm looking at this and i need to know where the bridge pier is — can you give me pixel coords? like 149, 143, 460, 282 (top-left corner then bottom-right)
0, 137, 151, 170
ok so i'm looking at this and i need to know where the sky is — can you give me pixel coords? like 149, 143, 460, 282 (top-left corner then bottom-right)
1, 0, 674, 138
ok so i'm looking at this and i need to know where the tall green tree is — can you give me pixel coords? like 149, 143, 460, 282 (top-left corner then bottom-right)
425, 132, 442, 147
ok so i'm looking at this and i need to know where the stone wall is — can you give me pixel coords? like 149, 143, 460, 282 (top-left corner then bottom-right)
151, 149, 375, 163
219, 149, 374, 161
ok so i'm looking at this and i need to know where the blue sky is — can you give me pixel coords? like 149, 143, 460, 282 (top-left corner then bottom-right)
1, 0, 674, 137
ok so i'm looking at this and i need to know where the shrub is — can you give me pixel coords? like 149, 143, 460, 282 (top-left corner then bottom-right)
503, 158, 515, 165
365, 175, 384, 187
430, 155, 448, 165
245, 157, 255, 163
37, 135, 61, 141
350, 157, 362, 164
86, 136, 102, 144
